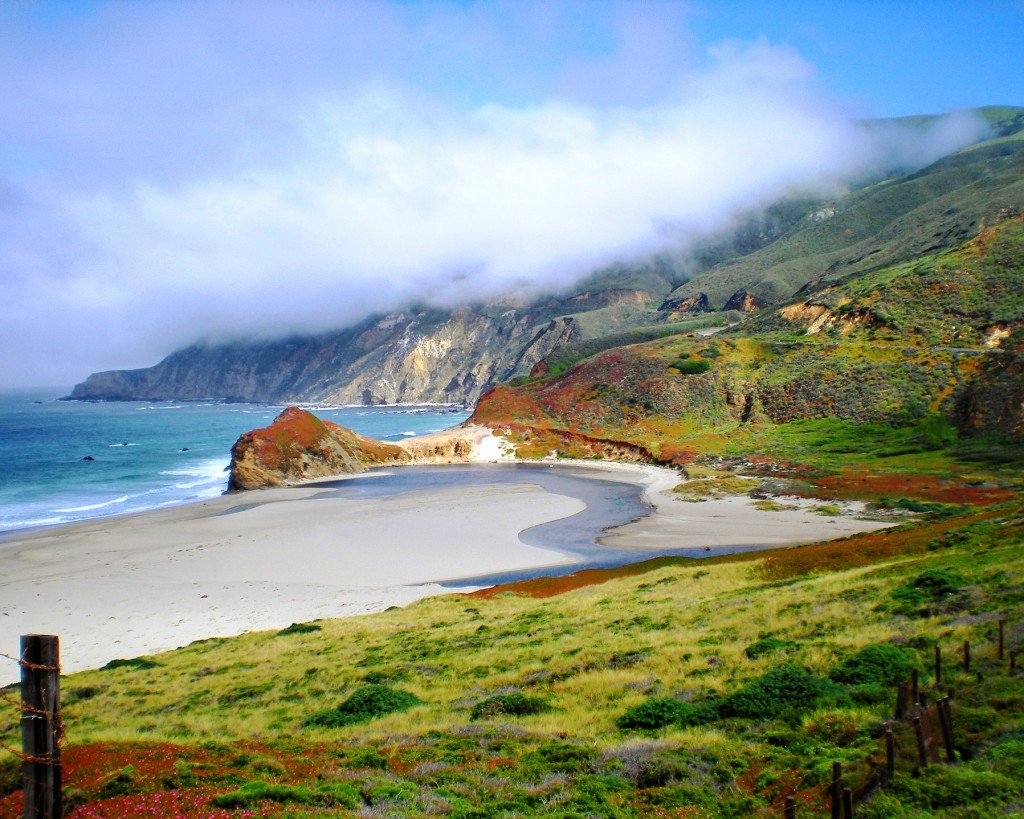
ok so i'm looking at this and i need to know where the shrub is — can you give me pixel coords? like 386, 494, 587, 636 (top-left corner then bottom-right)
720, 666, 849, 719
744, 636, 796, 660
521, 741, 596, 773
883, 765, 1018, 810
890, 569, 966, 615
100, 657, 161, 671
0, 756, 20, 798
616, 697, 718, 731
830, 643, 917, 687
98, 766, 137, 799
212, 780, 362, 809
470, 693, 550, 720
676, 359, 712, 375
303, 684, 422, 728
276, 621, 322, 637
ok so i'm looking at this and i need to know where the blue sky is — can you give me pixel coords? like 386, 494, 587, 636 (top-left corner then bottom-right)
0, 0, 1021, 387
691, 1, 1023, 117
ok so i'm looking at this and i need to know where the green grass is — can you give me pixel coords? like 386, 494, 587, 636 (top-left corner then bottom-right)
2, 500, 1022, 817
665, 124, 1024, 308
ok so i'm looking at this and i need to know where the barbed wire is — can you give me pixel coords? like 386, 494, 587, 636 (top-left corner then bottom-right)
0, 647, 64, 767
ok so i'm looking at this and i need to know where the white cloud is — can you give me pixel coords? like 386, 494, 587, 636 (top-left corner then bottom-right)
0, 4, 989, 388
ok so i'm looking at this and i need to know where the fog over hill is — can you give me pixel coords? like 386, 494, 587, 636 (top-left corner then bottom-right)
67, 109, 1023, 406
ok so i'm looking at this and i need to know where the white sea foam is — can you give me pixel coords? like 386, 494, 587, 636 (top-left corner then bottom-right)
54, 495, 129, 513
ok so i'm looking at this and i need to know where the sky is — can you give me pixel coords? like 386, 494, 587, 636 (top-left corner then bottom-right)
1, 1, 1022, 389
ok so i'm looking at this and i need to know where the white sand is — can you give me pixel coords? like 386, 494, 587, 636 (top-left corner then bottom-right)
0, 458, 894, 676
566, 460, 894, 551
0, 480, 581, 674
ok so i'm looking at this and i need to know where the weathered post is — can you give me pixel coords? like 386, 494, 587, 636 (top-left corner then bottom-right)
997, 619, 1005, 661
963, 640, 970, 673
20, 634, 61, 819
939, 697, 956, 763
884, 728, 895, 787
913, 716, 928, 768
894, 681, 909, 720
842, 787, 854, 819
934, 644, 941, 685
785, 794, 796, 819
830, 761, 842, 819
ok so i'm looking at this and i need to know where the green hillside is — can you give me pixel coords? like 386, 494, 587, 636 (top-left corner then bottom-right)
663, 108, 1024, 308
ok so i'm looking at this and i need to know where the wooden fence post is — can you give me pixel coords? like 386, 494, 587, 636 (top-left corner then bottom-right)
20, 634, 62, 819
939, 697, 956, 763
784, 794, 796, 818
997, 619, 1004, 661
913, 716, 928, 768
831, 761, 842, 819
842, 787, 854, 819
884, 728, 895, 787
894, 682, 909, 720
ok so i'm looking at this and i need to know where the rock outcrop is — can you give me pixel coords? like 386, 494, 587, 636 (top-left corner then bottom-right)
723, 289, 769, 313
227, 409, 518, 490
660, 293, 712, 317
227, 407, 411, 490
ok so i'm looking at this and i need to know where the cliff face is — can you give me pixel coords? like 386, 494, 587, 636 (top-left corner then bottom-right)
69, 307, 580, 406
227, 407, 411, 490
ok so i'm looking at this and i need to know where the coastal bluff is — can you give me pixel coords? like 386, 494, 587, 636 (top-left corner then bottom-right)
228, 407, 512, 490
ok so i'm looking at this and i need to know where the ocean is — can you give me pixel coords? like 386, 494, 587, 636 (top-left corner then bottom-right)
0, 389, 470, 534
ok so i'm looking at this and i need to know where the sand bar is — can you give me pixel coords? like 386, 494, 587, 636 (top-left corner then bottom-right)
1, 460, 893, 675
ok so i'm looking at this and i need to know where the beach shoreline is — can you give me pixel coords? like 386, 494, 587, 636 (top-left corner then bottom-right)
1, 457, 893, 675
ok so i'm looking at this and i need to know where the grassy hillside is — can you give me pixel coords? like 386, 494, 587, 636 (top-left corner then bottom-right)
664, 110, 1024, 308
479, 217, 1024, 478
1, 498, 1022, 817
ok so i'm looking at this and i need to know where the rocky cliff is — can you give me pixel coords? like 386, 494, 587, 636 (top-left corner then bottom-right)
227, 407, 411, 490
69, 306, 581, 406
227, 407, 515, 489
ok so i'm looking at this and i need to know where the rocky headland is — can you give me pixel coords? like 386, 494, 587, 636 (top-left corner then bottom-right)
227, 407, 515, 490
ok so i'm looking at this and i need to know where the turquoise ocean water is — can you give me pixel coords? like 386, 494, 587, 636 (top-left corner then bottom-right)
0, 389, 470, 533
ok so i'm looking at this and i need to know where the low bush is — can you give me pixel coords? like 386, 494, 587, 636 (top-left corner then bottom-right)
100, 657, 161, 671
275, 621, 322, 637
470, 693, 550, 720
521, 741, 596, 773
744, 636, 796, 659
830, 643, 917, 687
98, 765, 137, 799
719, 666, 849, 719
0, 756, 20, 798
304, 684, 422, 728
616, 697, 718, 731
890, 569, 966, 615
676, 358, 712, 375
212, 780, 362, 809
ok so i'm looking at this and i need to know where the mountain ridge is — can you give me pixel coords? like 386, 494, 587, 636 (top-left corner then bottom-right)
66, 107, 1024, 406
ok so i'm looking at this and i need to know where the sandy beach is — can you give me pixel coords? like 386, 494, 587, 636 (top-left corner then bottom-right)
1, 459, 892, 675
